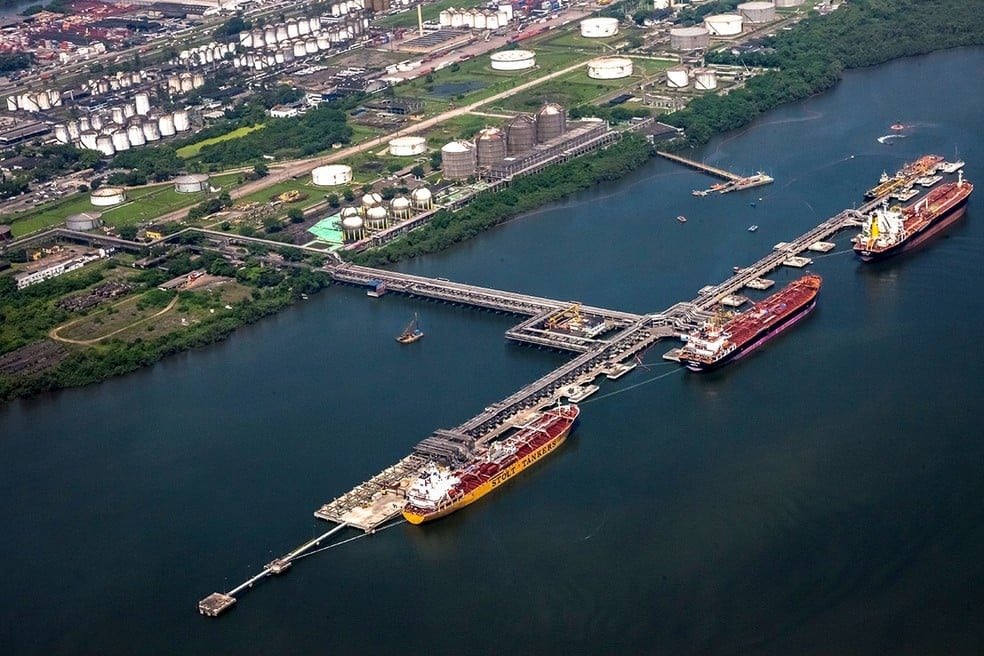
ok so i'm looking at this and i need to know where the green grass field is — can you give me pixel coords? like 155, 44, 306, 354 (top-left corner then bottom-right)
7, 173, 242, 237
175, 125, 266, 159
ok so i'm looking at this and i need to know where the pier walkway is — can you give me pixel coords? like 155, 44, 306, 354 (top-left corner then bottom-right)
656, 150, 745, 181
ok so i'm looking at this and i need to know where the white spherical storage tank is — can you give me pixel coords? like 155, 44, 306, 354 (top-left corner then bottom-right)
365, 205, 388, 228
580, 17, 619, 38
311, 164, 353, 186
666, 66, 690, 88
490, 49, 536, 71
693, 68, 718, 90
411, 187, 433, 209
704, 13, 743, 36
341, 214, 364, 241
174, 174, 210, 193
738, 1, 776, 23
390, 196, 411, 219
388, 136, 427, 157
587, 57, 633, 80
90, 187, 126, 207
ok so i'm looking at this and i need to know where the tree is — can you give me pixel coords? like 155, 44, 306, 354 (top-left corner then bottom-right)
342, 187, 355, 202
253, 162, 268, 178
287, 207, 304, 223
326, 193, 340, 207
429, 151, 442, 170
411, 164, 425, 179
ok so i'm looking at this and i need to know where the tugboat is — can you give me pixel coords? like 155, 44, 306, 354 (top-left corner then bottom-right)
747, 225, 759, 232
677, 215, 688, 223
396, 313, 424, 344
890, 122, 905, 131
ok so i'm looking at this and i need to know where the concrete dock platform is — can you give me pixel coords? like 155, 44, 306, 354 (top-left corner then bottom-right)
199, 593, 236, 617
808, 241, 836, 252
783, 256, 813, 268
745, 278, 775, 290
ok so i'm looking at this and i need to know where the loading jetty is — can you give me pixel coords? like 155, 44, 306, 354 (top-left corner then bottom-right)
197, 192, 884, 616
654, 151, 774, 195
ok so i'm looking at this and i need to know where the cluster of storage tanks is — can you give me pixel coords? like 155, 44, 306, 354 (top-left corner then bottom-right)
164, 72, 207, 95
172, 42, 235, 69
233, 15, 366, 71
666, 65, 718, 91
5, 89, 62, 113
440, 103, 567, 180
83, 71, 148, 98
587, 57, 633, 80
580, 17, 620, 38
438, 5, 513, 30
490, 49, 535, 71
339, 187, 434, 241
53, 94, 193, 158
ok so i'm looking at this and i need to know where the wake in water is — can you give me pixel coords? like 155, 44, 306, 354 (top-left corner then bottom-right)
877, 134, 906, 144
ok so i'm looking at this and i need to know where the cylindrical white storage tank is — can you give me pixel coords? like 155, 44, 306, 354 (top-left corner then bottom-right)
312, 164, 353, 186
65, 212, 102, 231
265, 54, 276, 66
318, 35, 331, 50
79, 131, 99, 150
282, 46, 295, 62
287, 19, 299, 38
490, 49, 536, 71
498, 3, 513, 21
666, 66, 690, 88
48, 89, 62, 106
127, 123, 146, 146
167, 76, 181, 93
738, 1, 776, 23
361, 192, 383, 209
693, 68, 718, 90
775, 0, 804, 6
173, 110, 190, 132
450, 10, 463, 27
37, 92, 51, 110
90, 115, 104, 132
276, 25, 289, 42
275, 51, 285, 64
388, 136, 427, 157
159, 114, 176, 137
179, 49, 190, 60
704, 13, 743, 36
67, 120, 81, 141
111, 130, 130, 152
580, 17, 619, 38
54, 124, 70, 144
341, 213, 364, 241
180, 75, 194, 93
174, 173, 210, 193
439, 9, 451, 26
366, 205, 388, 229
90, 187, 126, 207
95, 135, 115, 157
20, 93, 38, 112
239, 31, 252, 47
251, 29, 264, 47
78, 116, 92, 132
411, 187, 433, 210
143, 121, 161, 141
294, 42, 307, 58
5, 96, 16, 112
305, 38, 318, 54
587, 57, 634, 80
134, 92, 151, 116
487, 13, 499, 30
309, 16, 321, 31
390, 196, 411, 219
192, 72, 205, 88
474, 11, 487, 29
204, 49, 215, 63
123, 103, 136, 120
441, 140, 477, 180
264, 27, 276, 45
111, 106, 125, 124
97, 80, 110, 94
669, 26, 710, 51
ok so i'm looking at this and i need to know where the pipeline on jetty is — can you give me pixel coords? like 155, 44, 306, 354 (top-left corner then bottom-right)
198, 190, 885, 617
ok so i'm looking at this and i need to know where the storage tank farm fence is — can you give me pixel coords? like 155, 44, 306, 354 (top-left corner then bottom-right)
199, 171, 900, 615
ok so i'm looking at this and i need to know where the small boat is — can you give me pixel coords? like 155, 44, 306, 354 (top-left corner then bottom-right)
890, 122, 905, 131
396, 312, 424, 344
940, 159, 965, 174
677, 215, 687, 223
748, 225, 758, 232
